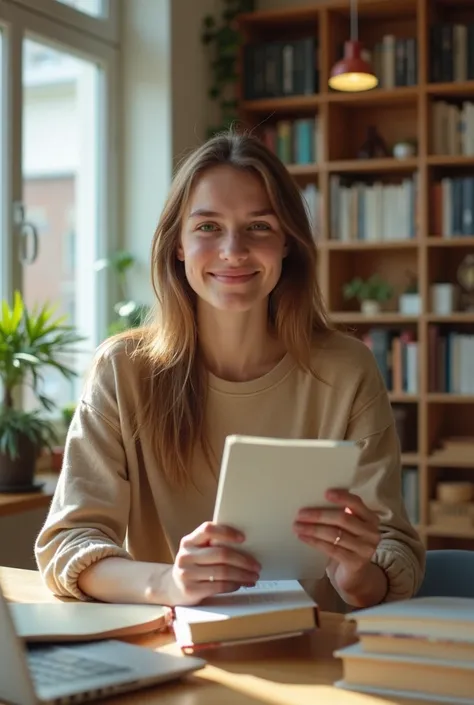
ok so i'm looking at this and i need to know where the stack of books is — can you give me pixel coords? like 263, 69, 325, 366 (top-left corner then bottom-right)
172, 580, 318, 653
335, 596, 474, 703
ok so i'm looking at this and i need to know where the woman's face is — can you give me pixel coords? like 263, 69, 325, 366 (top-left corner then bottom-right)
178, 165, 287, 313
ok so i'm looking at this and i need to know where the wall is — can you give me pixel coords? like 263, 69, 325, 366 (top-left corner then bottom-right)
120, 0, 217, 305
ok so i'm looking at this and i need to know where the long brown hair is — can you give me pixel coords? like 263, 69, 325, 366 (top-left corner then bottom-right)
122, 131, 331, 485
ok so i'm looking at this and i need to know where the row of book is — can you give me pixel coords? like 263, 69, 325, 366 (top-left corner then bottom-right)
431, 177, 474, 239
363, 328, 418, 394
336, 595, 474, 702
430, 23, 474, 83
432, 101, 474, 157
243, 37, 318, 101
428, 328, 474, 395
364, 35, 417, 89
259, 116, 322, 165
329, 175, 417, 242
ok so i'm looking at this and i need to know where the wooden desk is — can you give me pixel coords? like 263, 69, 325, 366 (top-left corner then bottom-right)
0, 474, 57, 518
0, 567, 434, 705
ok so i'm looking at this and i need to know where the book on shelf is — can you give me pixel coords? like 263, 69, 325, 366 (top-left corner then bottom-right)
432, 101, 474, 157
335, 596, 474, 704
243, 37, 318, 100
329, 175, 418, 243
260, 116, 321, 166
172, 580, 318, 653
430, 177, 474, 238
428, 327, 474, 395
363, 328, 418, 395
430, 23, 474, 83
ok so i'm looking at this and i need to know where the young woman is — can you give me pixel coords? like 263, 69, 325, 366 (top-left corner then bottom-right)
35, 131, 425, 612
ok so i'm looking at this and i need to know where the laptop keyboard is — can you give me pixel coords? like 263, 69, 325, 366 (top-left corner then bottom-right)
27, 646, 132, 688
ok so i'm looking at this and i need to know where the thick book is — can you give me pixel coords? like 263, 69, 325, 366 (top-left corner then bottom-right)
334, 596, 474, 704
347, 596, 474, 641
9, 602, 171, 642
172, 580, 318, 653
335, 642, 474, 704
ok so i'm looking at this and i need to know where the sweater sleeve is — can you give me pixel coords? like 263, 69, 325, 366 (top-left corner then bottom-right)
344, 346, 426, 602
34, 350, 133, 600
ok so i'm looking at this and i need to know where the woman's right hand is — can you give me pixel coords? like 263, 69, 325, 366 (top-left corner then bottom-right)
168, 521, 261, 605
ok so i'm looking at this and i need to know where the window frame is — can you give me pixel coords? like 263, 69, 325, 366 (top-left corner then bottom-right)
0, 0, 119, 345
5, 0, 119, 45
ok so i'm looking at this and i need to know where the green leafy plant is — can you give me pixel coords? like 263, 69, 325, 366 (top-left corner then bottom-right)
95, 249, 149, 336
343, 275, 393, 305
61, 402, 76, 431
201, 0, 255, 138
0, 291, 85, 460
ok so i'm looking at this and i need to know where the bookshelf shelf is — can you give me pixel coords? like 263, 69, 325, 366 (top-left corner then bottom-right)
427, 156, 474, 167
324, 240, 419, 250
402, 453, 421, 464
241, 95, 321, 113
427, 238, 474, 248
237, 0, 474, 548
327, 158, 418, 173
327, 86, 419, 105
287, 164, 320, 176
426, 81, 474, 96
428, 457, 474, 468
330, 312, 419, 324
427, 394, 474, 404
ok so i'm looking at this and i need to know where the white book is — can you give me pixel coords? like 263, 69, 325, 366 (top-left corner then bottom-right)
213, 435, 361, 580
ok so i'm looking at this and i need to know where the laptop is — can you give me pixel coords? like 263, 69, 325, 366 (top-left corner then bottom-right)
0, 586, 206, 705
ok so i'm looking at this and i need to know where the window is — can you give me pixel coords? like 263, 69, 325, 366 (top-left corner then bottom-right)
1, 0, 119, 411
55, 0, 106, 19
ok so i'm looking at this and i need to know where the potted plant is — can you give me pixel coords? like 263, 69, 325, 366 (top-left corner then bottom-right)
0, 291, 84, 492
343, 274, 393, 315
94, 249, 149, 336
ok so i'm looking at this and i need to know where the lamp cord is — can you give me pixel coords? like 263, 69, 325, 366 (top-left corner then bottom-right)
350, 0, 358, 42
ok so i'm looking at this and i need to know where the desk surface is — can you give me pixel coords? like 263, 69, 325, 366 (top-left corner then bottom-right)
0, 567, 435, 705
0, 474, 58, 517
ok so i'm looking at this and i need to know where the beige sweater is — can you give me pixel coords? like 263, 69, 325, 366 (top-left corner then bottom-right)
35, 331, 425, 612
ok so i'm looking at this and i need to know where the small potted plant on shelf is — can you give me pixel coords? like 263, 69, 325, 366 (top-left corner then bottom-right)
0, 291, 84, 492
342, 274, 393, 315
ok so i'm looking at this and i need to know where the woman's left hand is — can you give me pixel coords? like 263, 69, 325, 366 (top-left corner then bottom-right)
293, 488, 383, 599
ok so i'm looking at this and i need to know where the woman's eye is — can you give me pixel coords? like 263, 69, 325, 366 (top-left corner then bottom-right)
197, 223, 218, 232
250, 222, 271, 231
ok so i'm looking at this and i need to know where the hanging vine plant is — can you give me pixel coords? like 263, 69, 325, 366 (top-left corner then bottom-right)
201, 0, 256, 138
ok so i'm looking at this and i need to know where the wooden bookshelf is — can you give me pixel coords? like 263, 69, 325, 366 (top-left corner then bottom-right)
237, 0, 474, 549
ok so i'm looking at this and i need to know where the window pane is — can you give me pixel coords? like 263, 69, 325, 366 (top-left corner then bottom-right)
22, 38, 102, 412
55, 0, 106, 18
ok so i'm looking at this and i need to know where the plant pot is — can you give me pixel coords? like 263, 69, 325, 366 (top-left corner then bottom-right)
0, 435, 38, 492
361, 300, 381, 316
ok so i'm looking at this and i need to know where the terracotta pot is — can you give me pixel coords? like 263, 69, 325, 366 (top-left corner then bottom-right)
0, 434, 38, 492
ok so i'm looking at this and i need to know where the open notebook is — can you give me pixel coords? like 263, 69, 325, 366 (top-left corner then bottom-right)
9, 602, 171, 642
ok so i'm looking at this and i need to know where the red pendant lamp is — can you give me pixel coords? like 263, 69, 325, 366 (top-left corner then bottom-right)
328, 0, 378, 92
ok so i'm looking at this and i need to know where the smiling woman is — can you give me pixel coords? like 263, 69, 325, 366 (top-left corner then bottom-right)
34, 130, 425, 614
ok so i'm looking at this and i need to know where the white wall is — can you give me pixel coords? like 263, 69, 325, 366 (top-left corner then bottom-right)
120, 0, 219, 305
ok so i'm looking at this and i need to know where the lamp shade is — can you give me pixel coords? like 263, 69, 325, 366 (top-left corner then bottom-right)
329, 40, 378, 92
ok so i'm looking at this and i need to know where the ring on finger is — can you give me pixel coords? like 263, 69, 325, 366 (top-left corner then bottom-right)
333, 528, 343, 546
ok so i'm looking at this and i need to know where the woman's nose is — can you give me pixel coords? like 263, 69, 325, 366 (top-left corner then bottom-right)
219, 232, 249, 261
